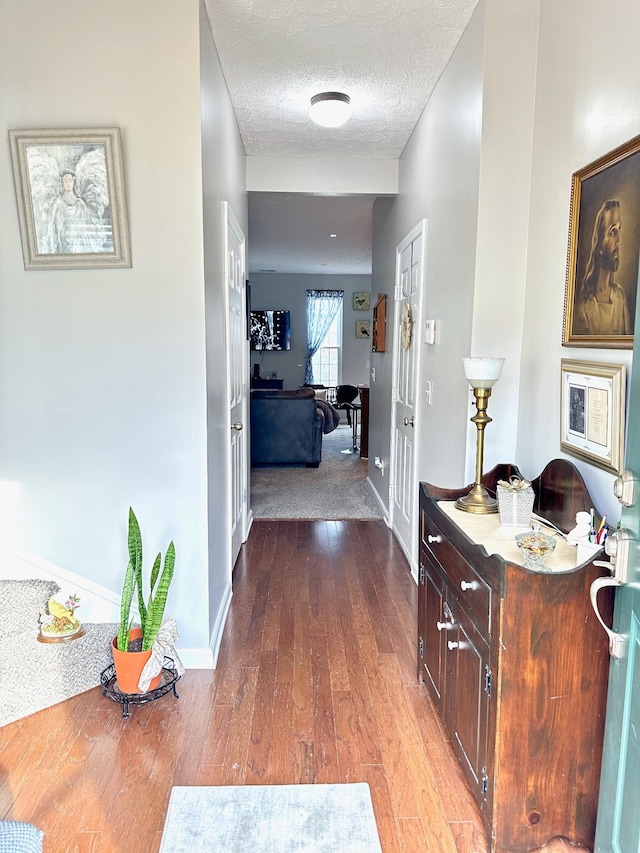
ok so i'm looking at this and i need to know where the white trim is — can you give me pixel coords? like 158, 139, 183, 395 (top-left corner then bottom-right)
209, 580, 233, 668
180, 647, 215, 669
4, 545, 120, 622
365, 477, 391, 525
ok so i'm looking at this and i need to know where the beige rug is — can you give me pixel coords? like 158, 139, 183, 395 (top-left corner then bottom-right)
251, 425, 383, 519
0, 579, 117, 727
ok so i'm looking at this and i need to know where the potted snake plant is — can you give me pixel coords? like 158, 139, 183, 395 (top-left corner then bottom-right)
112, 507, 176, 694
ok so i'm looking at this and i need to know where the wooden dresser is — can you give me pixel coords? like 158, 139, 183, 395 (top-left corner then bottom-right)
418, 460, 613, 853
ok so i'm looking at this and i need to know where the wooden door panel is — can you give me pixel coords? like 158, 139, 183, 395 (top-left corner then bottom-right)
450, 602, 490, 802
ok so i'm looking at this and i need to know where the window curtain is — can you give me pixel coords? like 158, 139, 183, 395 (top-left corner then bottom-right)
305, 289, 344, 384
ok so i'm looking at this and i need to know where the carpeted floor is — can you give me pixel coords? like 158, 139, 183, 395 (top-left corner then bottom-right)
159, 783, 382, 852
250, 424, 384, 520
0, 579, 117, 727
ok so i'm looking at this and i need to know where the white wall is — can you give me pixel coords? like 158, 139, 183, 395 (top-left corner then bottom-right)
368, 2, 485, 506
0, 0, 246, 655
371, 0, 639, 525
516, 0, 640, 521
200, 2, 248, 650
249, 274, 371, 390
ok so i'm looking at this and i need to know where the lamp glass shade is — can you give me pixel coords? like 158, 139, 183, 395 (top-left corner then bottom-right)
462, 357, 505, 389
309, 92, 352, 128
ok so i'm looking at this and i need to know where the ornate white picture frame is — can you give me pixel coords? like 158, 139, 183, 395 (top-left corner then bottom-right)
9, 127, 132, 270
560, 359, 626, 474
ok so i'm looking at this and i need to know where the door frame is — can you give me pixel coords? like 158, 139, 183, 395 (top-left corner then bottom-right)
388, 219, 426, 578
222, 201, 251, 578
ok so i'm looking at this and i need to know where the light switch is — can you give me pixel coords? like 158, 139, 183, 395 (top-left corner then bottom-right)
424, 319, 436, 344
371, 367, 376, 382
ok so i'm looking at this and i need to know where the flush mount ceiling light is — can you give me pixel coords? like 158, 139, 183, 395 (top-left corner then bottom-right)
309, 92, 352, 128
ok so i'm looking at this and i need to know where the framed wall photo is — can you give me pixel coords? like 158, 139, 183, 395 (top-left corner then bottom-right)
560, 359, 626, 474
353, 292, 370, 311
356, 320, 371, 339
563, 134, 640, 348
9, 127, 131, 270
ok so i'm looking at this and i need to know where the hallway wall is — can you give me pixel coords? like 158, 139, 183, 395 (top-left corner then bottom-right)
370, 0, 639, 524
0, 0, 247, 654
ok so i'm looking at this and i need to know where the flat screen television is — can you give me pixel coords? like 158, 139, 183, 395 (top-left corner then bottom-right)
250, 310, 291, 351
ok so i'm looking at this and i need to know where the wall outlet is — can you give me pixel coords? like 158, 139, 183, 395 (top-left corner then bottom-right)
371, 367, 376, 382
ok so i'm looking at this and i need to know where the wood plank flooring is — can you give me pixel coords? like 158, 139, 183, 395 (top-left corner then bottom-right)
1, 520, 577, 853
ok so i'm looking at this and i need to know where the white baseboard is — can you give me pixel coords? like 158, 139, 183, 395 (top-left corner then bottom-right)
365, 477, 391, 525
179, 647, 215, 669
210, 580, 232, 667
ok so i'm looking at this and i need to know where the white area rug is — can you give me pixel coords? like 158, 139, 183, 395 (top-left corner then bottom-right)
159, 783, 383, 853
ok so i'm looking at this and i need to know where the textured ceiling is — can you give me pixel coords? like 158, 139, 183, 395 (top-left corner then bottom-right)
248, 193, 377, 275
204, 0, 478, 273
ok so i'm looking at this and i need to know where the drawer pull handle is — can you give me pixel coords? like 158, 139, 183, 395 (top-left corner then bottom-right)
447, 640, 459, 650
460, 580, 476, 591
436, 621, 450, 631
427, 535, 442, 544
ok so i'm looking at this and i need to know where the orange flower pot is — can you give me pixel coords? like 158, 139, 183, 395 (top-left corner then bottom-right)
112, 627, 162, 694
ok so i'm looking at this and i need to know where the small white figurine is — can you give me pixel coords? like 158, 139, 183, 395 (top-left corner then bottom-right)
567, 511, 592, 545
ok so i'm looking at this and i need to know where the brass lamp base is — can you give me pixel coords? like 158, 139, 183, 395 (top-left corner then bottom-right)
455, 483, 498, 514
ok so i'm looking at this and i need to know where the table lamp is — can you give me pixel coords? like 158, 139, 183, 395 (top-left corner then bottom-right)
455, 357, 505, 514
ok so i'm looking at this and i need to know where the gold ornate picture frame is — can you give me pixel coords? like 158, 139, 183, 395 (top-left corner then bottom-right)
563, 134, 640, 348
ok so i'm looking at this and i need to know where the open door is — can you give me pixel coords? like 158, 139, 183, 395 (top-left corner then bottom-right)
389, 221, 425, 571
594, 322, 640, 850
223, 202, 250, 569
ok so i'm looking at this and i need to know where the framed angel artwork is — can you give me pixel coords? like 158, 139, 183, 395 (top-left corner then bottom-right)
9, 128, 132, 270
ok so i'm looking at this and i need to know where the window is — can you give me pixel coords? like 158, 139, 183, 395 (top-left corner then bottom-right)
311, 305, 342, 387
305, 289, 343, 386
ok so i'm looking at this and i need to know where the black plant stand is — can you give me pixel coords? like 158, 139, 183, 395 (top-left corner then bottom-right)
101, 657, 180, 718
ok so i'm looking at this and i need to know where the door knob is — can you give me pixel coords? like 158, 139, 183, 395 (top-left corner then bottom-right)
403, 416, 415, 427
447, 641, 459, 651
231, 422, 243, 431
427, 534, 442, 544
460, 580, 476, 591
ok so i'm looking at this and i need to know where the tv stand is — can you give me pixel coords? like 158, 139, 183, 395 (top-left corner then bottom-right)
251, 377, 284, 390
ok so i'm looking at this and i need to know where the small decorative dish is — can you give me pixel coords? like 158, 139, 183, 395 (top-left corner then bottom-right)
515, 530, 557, 570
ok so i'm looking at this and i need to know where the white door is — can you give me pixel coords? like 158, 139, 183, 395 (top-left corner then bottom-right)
390, 222, 425, 569
224, 203, 249, 567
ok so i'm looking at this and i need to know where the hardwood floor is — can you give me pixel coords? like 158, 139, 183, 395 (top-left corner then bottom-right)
1, 520, 577, 852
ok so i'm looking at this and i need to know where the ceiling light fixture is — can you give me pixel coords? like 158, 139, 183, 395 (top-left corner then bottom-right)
309, 92, 352, 128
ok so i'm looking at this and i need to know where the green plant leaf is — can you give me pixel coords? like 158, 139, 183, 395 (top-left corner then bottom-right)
149, 551, 162, 597
128, 507, 147, 633
142, 540, 175, 651
117, 558, 136, 651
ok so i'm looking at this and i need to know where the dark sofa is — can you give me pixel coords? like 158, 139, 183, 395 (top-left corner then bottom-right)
251, 387, 336, 466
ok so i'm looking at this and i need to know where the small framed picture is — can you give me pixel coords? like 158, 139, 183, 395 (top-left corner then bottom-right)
356, 320, 371, 339
9, 127, 131, 270
353, 292, 371, 311
560, 359, 626, 474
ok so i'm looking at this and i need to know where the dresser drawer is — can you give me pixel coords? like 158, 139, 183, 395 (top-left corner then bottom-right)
422, 512, 492, 636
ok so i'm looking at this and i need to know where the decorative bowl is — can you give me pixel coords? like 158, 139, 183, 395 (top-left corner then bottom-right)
515, 530, 557, 570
